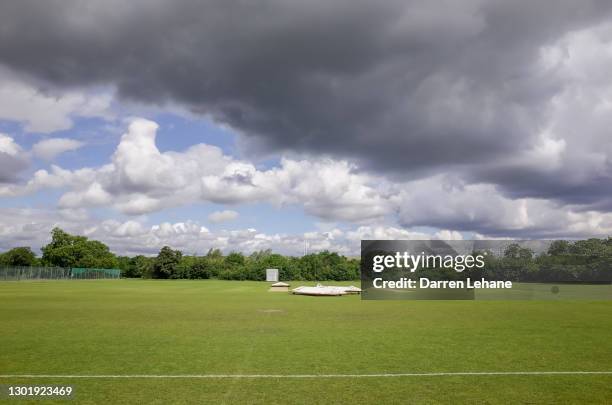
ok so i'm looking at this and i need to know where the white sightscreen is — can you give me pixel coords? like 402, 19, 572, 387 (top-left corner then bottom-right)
266, 268, 279, 282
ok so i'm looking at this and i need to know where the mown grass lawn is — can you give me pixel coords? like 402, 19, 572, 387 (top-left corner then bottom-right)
1, 280, 611, 404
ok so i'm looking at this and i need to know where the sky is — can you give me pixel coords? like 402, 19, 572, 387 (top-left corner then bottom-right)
1, 0, 612, 256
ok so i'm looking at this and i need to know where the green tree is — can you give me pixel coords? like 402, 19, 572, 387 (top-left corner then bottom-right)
504, 244, 533, 260
188, 256, 213, 279
0, 247, 36, 266
41, 228, 117, 268
221, 252, 247, 280
136, 256, 154, 278
152, 246, 182, 279
225, 252, 245, 267
547, 240, 570, 256
116, 255, 151, 278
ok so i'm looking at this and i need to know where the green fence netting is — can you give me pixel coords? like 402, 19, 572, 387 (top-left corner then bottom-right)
71, 268, 121, 279
0, 266, 121, 280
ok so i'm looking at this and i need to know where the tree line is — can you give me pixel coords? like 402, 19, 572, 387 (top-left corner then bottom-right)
1, 228, 610, 282
480, 239, 612, 283
0, 227, 360, 281
401, 238, 612, 283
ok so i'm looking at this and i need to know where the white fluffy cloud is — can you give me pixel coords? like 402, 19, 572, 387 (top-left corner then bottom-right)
0, 208, 470, 256
32, 138, 84, 160
208, 210, 239, 223
1, 118, 392, 222
0, 133, 28, 182
0, 133, 21, 156
0, 69, 113, 133
2, 117, 612, 240
394, 176, 612, 238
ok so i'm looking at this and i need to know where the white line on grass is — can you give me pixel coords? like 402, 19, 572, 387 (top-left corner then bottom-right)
1, 372, 611, 379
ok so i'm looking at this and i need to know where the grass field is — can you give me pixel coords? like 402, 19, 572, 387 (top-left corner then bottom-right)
1, 280, 611, 404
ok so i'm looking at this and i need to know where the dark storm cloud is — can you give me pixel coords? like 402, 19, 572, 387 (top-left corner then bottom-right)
1, 0, 612, 207
476, 167, 612, 209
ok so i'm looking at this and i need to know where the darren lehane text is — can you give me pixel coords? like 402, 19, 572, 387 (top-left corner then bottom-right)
372, 278, 512, 289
